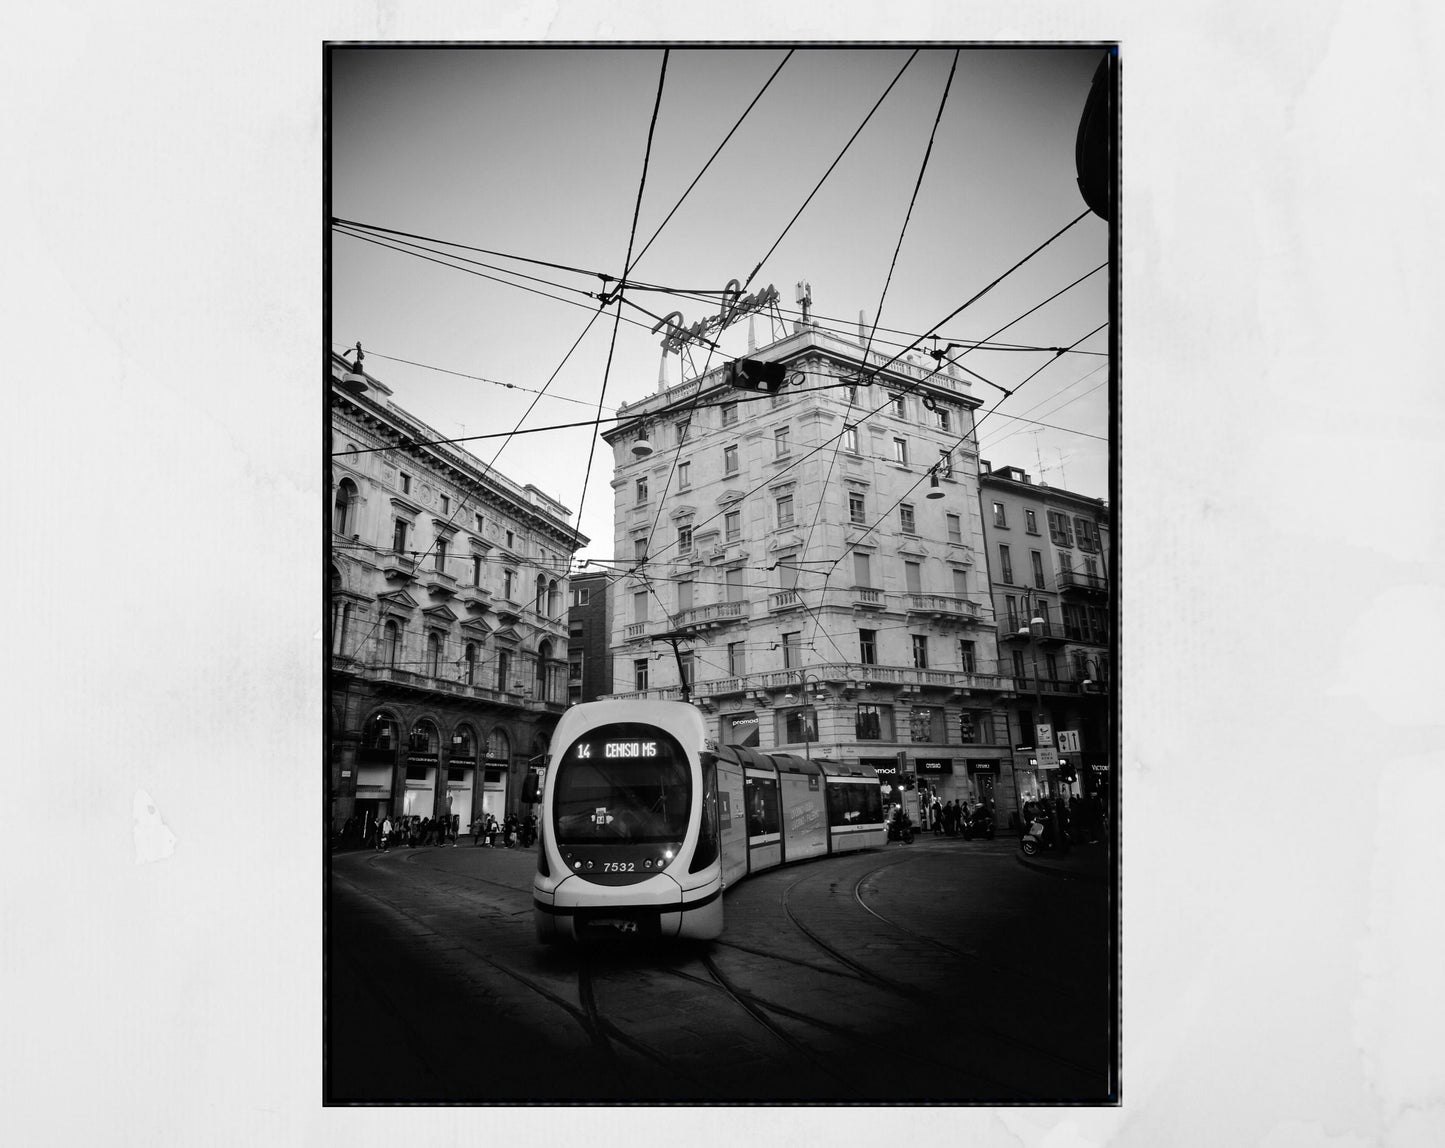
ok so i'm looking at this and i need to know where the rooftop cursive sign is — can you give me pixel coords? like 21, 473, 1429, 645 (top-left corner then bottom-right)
652, 280, 780, 354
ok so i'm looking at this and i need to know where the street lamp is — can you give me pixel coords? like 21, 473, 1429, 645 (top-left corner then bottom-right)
782, 670, 823, 762
1015, 591, 1051, 796
1079, 655, 1109, 694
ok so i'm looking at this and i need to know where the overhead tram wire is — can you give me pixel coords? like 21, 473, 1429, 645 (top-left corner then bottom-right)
740, 48, 919, 292
823, 319, 1112, 586
798, 48, 961, 671
590, 211, 1101, 595
569, 49, 670, 560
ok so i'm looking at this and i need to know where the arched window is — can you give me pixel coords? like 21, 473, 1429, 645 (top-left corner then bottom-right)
409, 720, 438, 753
536, 640, 552, 697
334, 478, 358, 536
464, 643, 477, 685
452, 724, 476, 758
362, 712, 398, 750
535, 574, 547, 613
428, 632, 442, 678
547, 579, 560, 618
486, 727, 510, 762
383, 620, 400, 667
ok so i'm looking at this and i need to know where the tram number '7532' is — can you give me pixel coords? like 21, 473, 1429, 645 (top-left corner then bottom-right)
603, 862, 635, 872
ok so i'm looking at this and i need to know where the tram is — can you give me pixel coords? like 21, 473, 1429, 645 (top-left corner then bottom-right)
531, 699, 887, 943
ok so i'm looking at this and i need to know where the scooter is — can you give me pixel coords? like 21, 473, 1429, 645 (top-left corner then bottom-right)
962, 808, 995, 840
887, 815, 915, 845
1020, 816, 1069, 856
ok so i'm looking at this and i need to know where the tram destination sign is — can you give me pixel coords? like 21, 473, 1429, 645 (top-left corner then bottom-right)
574, 740, 660, 760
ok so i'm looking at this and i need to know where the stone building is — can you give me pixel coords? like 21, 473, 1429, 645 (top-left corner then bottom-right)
978, 462, 1113, 817
328, 350, 587, 838
566, 568, 613, 704
599, 317, 1016, 820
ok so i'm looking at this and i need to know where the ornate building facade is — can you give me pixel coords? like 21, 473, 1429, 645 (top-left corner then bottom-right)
328, 351, 587, 837
599, 318, 1016, 820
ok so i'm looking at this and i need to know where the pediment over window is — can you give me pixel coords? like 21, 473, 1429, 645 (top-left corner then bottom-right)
768, 533, 805, 553
491, 626, 521, 645
670, 504, 697, 521
390, 495, 423, 517
460, 617, 493, 636
898, 540, 930, 558
844, 532, 877, 552
422, 603, 459, 625
716, 489, 746, 506
432, 518, 458, 536
376, 589, 420, 612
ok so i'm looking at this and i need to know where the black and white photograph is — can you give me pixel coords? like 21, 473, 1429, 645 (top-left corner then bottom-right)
325, 44, 1117, 1103
8, 4, 1444, 1143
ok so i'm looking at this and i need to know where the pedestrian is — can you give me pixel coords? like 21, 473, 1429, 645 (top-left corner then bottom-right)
379, 815, 392, 852
451, 814, 460, 846
472, 815, 485, 846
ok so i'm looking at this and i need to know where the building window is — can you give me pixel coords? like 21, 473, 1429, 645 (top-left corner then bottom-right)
400, 472, 411, 495
1031, 550, 1046, 589
1046, 652, 1059, 684
678, 524, 693, 554
676, 419, 690, 444
776, 494, 794, 529
904, 560, 922, 594
935, 406, 951, 432
890, 392, 905, 418
993, 501, 1007, 528
636, 477, 648, 504
679, 651, 694, 689
634, 536, 648, 562
1025, 509, 1038, 534
547, 580, 561, 618
464, 643, 477, 685
774, 425, 790, 457
899, 503, 916, 534
849, 492, 866, 525
334, 479, 357, 536
959, 640, 976, 673
938, 448, 953, 477
893, 437, 908, 465
783, 707, 817, 744
496, 650, 512, 692
912, 634, 928, 669
722, 402, 738, 427
1005, 594, 1019, 631
440, 494, 449, 514
946, 513, 962, 543
1048, 511, 1074, 547
1012, 650, 1026, 681
843, 424, 858, 453
724, 444, 739, 474
535, 574, 547, 613
952, 568, 968, 597
999, 544, 1013, 584
960, 710, 978, 744
678, 461, 691, 490
472, 555, 483, 586
392, 519, 408, 553
677, 580, 693, 613
781, 631, 801, 669
853, 552, 871, 587
571, 585, 589, 607
725, 509, 741, 541
384, 620, 400, 667
633, 590, 648, 622
859, 628, 877, 665
1075, 516, 1098, 552
778, 557, 799, 591
634, 658, 649, 691
428, 632, 442, 677
725, 567, 745, 601
435, 537, 448, 571
505, 529, 514, 549
727, 641, 746, 677
503, 569, 515, 600
475, 513, 484, 533
855, 704, 886, 740
1059, 551, 1074, 577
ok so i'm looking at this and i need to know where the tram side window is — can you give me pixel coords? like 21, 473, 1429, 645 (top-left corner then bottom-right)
745, 777, 780, 838
690, 756, 719, 872
826, 782, 884, 827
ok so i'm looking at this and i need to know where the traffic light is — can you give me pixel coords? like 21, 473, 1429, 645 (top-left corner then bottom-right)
1059, 759, 1077, 784
726, 358, 787, 394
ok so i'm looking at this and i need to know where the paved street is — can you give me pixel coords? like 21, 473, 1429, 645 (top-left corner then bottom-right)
326, 836, 1116, 1103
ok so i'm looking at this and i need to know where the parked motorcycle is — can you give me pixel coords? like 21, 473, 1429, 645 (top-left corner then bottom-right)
962, 806, 995, 840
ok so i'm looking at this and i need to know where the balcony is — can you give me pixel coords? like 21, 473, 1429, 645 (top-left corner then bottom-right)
624, 621, 651, 641
851, 586, 885, 610
1058, 569, 1109, 595
905, 594, 984, 621
381, 552, 417, 581
670, 600, 750, 632
423, 569, 458, 598
459, 586, 492, 613
1003, 674, 1086, 697
769, 590, 803, 613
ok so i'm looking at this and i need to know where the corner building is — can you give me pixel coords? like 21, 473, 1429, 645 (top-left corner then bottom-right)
601, 321, 1016, 819
978, 462, 1113, 821
328, 352, 587, 837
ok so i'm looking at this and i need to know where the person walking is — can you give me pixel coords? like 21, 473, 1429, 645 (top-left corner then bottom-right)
379, 815, 392, 852
472, 815, 485, 846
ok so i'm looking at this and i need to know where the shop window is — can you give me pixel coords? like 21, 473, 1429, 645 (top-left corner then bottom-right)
854, 704, 889, 740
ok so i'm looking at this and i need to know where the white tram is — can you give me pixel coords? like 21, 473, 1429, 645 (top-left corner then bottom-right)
532, 700, 887, 943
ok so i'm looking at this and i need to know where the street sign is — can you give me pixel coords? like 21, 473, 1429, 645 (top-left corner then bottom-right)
1057, 729, 1081, 754
1035, 747, 1059, 769
1035, 722, 1053, 746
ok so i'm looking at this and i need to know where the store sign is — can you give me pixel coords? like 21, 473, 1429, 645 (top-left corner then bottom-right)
916, 759, 953, 774
406, 754, 439, 766
966, 760, 997, 773
653, 282, 780, 353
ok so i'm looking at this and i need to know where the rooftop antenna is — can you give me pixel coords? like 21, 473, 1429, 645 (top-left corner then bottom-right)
795, 280, 812, 332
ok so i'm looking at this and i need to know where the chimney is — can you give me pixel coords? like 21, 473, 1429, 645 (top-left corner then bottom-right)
858, 310, 867, 342
747, 315, 757, 353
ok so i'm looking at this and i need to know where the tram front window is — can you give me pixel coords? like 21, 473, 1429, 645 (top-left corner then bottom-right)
552, 724, 691, 845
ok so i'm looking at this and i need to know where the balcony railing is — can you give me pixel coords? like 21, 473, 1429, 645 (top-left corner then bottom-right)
624, 621, 650, 641
670, 600, 750, 629
1058, 569, 1108, 593
905, 594, 983, 620
852, 586, 884, 608
769, 590, 801, 612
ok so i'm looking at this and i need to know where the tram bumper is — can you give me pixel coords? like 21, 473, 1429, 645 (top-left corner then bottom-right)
535, 873, 687, 942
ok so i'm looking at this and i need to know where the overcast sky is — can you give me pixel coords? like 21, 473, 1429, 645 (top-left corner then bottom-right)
329, 46, 1111, 560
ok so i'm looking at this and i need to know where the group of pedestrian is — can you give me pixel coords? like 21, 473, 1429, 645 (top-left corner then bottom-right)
367, 813, 463, 849
932, 798, 994, 838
